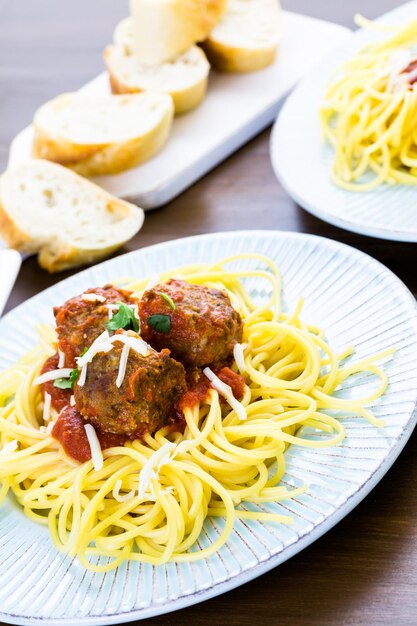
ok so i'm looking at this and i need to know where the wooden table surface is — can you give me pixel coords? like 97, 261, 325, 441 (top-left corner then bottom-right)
1, 1, 417, 625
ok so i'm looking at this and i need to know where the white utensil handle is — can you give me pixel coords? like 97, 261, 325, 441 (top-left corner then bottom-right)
0, 249, 22, 316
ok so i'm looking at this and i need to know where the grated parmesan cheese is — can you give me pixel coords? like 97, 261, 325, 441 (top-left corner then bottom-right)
76, 331, 113, 368
43, 392, 52, 423
81, 293, 106, 303
387, 50, 413, 92
138, 442, 176, 499
112, 479, 135, 503
233, 343, 247, 374
106, 303, 119, 319
33, 368, 74, 386
116, 344, 130, 388
0, 440, 18, 456
58, 350, 65, 368
78, 365, 88, 388
111, 334, 149, 357
84, 424, 103, 471
76, 330, 114, 387
203, 367, 247, 421
70, 395, 76, 407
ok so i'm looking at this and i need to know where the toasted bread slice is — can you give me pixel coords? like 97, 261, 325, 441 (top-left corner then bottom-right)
104, 40, 210, 115
32, 92, 174, 176
202, 0, 281, 73
129, 0, 226, 66
0, 160, 144, 273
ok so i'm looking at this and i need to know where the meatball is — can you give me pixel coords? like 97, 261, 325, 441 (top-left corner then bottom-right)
74, 338, 186, 437
54, 285, 136, 367
139, 279, 243, 367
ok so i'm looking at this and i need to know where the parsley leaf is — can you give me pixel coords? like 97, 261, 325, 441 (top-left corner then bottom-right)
148, 314, 171, 333
79, 347, 89, 357
159, 292, 176, 310
54, 369, 79, 390
106, 302, 139, 333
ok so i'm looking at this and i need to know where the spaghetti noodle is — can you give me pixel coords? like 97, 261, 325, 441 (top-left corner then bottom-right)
0, 254, 391, 571
320, 15, 417, 191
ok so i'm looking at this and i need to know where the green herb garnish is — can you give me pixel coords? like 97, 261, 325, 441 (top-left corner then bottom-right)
106, 302, 139, 333
54, 368, 79, 390
148, 314, 171, 333
79, 347, 89, 357
159, 292, 176, 310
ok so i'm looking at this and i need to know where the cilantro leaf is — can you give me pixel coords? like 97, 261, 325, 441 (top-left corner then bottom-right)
159, 292, 176, 310
106, 302, 139, 333
148, 314, 171, 333
54, 369, 79, 390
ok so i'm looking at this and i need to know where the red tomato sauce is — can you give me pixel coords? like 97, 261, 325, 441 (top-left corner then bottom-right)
178, 366, 245, 410
217, 367, 245, 400
52, 407, 127, 464
41, 353, 72, 412
178, 376, 211, 410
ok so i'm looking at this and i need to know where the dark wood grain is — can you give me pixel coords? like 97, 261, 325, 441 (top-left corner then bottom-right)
1, 1, 417, 625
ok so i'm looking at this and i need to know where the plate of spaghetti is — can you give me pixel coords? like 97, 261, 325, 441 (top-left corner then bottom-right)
1, 230, 417, 625
271, 1, 417, 241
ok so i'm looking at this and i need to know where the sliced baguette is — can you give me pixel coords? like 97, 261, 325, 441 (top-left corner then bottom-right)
129, 0, 226, 66
104, 42, 210, 115
32, 92, 174, 177
202, 0, 281, 73
0, 160, 144, 273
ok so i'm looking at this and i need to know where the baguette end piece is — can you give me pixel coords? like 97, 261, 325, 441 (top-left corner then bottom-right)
0, 160, 145, 273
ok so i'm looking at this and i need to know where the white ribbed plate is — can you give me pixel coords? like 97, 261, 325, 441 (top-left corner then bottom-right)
270, 1, 417, 242
0, 231, 417, 626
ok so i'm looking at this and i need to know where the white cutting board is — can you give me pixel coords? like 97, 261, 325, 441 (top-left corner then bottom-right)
8, 11, 350, 209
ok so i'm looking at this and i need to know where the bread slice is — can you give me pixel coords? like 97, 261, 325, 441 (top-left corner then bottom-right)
32, 92, 174, 177
104, 41, 210, 115
0, 160, 144, 273
129, 0, 226, 66
202, 0, 281, 73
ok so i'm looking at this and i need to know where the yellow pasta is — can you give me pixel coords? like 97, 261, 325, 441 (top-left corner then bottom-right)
320, 15, 417, 191
0, 254, 391, 572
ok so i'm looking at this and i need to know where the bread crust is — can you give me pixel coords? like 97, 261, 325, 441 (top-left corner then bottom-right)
202, 39, 278, 73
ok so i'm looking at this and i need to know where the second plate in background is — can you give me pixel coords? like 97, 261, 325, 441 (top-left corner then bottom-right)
271, 0, 417, 243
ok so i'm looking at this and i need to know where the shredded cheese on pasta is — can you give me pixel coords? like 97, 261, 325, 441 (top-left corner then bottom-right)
203, 367, 247, 421
84, 424, 103, 471
33, 368, 73, 385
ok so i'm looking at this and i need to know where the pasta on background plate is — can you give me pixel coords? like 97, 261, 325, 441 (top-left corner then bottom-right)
320, 15, 417, 191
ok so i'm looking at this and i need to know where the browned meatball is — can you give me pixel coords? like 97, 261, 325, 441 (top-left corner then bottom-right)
74, 338, 186, 437
139, 279, 243, 367
54, 285, 136, 367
